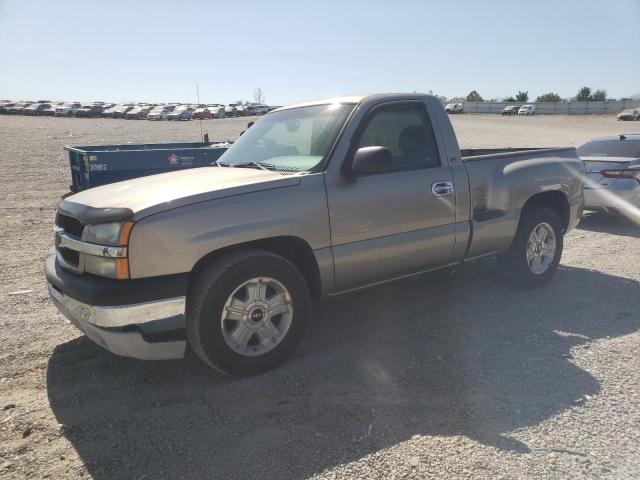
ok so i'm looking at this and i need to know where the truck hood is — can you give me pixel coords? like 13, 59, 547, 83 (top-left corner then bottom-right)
61, 166, 300, 222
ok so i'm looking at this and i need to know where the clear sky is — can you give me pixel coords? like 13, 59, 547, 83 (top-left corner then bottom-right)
1, 0, 638, 105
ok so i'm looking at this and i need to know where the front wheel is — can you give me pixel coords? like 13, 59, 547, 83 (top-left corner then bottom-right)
186, 249, 310, 375
498, 205, 563, 288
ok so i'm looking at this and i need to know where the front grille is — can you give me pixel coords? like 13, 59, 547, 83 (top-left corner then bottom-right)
59, 247, 80, 267
56, 213, 84, 238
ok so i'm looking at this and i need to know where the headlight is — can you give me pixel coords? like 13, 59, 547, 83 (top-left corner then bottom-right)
83, 221, 133, 279
84, 255, 129, 279
85, 222, 132, 246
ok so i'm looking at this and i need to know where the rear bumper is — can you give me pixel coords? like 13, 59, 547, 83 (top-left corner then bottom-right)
45, 254, 188, 360
584, 181, 640, 212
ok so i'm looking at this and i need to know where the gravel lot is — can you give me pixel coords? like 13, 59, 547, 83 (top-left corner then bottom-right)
1, 114, 639, 479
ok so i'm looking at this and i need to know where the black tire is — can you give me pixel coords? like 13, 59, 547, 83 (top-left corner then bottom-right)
498, 205, 563, 288
186, 249, 310, 375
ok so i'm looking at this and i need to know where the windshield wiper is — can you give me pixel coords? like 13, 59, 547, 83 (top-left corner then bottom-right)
217, 161, 271, 171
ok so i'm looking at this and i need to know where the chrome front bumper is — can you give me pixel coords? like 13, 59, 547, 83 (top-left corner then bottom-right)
48, 283, 187, 360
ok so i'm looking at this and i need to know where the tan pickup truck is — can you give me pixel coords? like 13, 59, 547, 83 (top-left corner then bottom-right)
46, 93, 584, 374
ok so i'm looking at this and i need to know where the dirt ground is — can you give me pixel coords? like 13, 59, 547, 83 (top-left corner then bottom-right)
1, 113, 639, 480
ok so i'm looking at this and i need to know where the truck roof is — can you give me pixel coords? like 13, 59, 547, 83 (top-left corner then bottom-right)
273, 93, 433, 112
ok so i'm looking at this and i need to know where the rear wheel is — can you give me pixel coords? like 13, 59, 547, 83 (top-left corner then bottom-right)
498, 205, 563, 288
186, 249, 310, 375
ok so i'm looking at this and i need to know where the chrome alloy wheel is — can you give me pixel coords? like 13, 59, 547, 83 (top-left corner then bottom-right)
526, 222, 556, 274
221, 277, 294, 356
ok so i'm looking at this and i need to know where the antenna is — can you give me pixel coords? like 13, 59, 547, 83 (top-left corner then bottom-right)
196, 81, 204, 143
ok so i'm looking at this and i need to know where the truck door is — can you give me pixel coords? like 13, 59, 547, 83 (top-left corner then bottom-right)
325, 101, 457, 292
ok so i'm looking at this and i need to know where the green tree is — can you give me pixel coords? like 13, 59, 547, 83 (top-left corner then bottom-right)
515, 90, 529, 102
503, 96, 517, 103
592, 89, 607, 101
576, 86, 592, 102
448, 96, 465, 103
465, 90, 483, 102
536, 92, 562, 102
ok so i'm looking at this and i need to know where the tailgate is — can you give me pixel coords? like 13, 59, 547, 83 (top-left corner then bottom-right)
581, 156, 636, 189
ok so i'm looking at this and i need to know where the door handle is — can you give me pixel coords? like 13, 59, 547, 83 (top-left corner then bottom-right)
431, 181, 454, 197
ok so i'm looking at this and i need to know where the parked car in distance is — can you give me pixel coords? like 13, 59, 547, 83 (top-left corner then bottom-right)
255, 104, 270, 115
75, 105, 105, 118
501, 105, 520, 116
245, 104, 268, 116
46, 93, 584, 375
445, 102, 464, 113
0, 102, 16, 114
101, 105, 118, 118
224, 104, 239, 117
617, 108, 640, 121
23, 103, 51, 115
125, 106, 152, 120
146, 106, 170, 121
8, 102, 32, 114
577, 134, 640, 216
167, 106, 194, 121
40, 104, 59, 116
193, 107, 212, 120
125, 107, 142, 119
210, 106, 226, 119
55, 102, 82, 117
111, 105, 134, 119
518, 104, 536, 116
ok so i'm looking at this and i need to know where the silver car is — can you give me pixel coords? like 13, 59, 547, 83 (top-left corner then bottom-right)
617, 108, 640, 121
578, 134, 640, 216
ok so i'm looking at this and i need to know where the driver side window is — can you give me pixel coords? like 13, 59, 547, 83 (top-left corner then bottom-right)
357, 104, 440, 171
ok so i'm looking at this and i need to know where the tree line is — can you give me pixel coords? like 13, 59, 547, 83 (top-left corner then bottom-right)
436, 87, 634, 104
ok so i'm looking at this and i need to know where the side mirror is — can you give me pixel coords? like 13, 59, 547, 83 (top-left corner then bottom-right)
346, 146, 393, 176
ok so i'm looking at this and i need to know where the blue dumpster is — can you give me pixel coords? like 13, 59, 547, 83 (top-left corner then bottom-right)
65, 141, 229, 192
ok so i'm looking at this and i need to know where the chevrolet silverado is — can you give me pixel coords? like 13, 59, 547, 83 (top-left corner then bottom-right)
46, 93, 585, 374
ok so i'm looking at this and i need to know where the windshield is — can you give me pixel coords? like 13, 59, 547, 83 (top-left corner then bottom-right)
577, 140, 640, 158
217, 103, 355, 172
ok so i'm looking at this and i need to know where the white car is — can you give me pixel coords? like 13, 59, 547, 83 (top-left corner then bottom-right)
55, 102, 82, 117
518, 104, 536, 116
146, 107, 169, 121
445, 102, 464, 114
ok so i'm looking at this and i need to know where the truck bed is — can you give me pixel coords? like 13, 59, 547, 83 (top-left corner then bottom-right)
459, 145, 582, 258
461, 147, 573, 159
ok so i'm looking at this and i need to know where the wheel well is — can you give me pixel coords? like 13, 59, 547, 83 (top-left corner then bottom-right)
522, 191, 570, 231
190, 236, 322, 301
